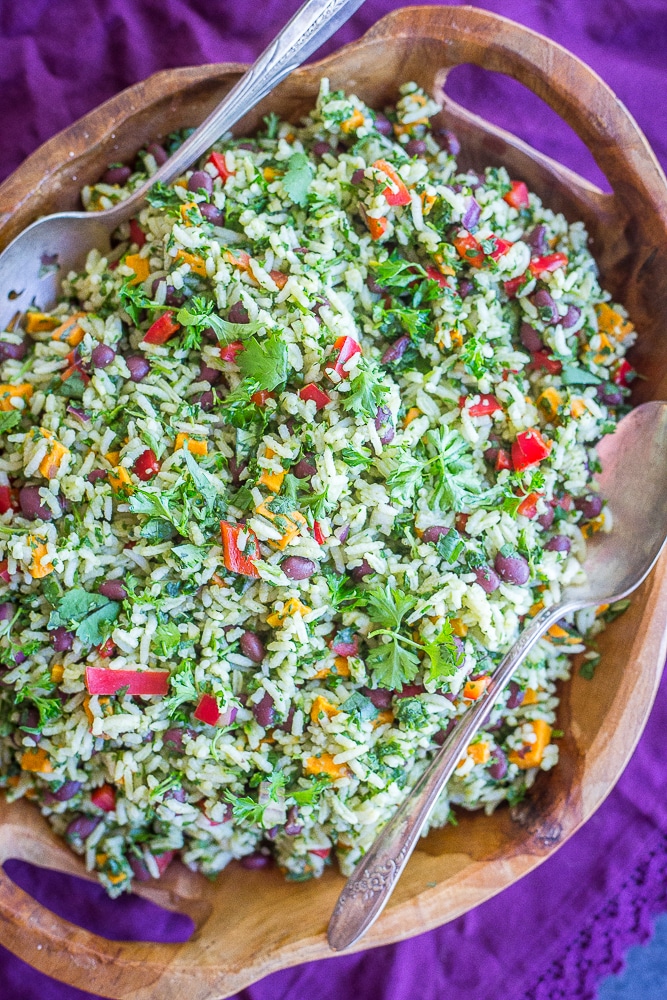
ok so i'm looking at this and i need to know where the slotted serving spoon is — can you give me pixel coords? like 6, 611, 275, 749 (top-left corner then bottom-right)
328, 400, 667, 950
0, 0, 365, 332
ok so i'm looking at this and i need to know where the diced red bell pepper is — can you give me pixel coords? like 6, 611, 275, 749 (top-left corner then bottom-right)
0, 560, 10, 583
300, 384, 331, 410
143, 311, 181, 345
62, 350, 90, 385
517, 492, 542, 518
553, 494, 573, 511
612, 359, 634, 387
495, 449, 512, 471
86, 667, 170, 696
308, 847, 331, 859
193, 693, 221, 726
91, 783, 116, 812
269, 269, 288, 290
503, 274, 527, 299
207, 151, 234, 182
133, 448, 160, 481
220, 521, 260, 577
454, 231, 484, 268
129, 218, 146, 248
372, 159, 412, 206
0, 485, 18, 515
503, 181, 530, 210
327, 335, 362, 380
313, 520, 325, 546
455, 512, 470, 534
367, 215, 389, 240
528, 252, 568, 276
512, 428, 551, 470
250, 390, 276, 407
97, 637, 115, 658
530, 351, 563, 376
488, 237, 513, 261
219, 340, 244, 364
466, 394, 502, 418
425, 265, 450, 289
155, 851, 175, 875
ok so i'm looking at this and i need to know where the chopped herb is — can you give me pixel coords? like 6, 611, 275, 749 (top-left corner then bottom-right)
47, 588, 120, 647
0, 411, 21, 434
561, 364, 602, 386
395, 697, 430, 729
282, 152, 315, 207
342, 357, 388, 421
152, 621, 181, 657
146, 182, 184, 209
339, 691, 379, 723
237, 333, 289, 390
163, 660, 198, 719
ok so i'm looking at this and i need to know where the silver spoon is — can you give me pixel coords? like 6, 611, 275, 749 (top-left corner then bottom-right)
328, 399, 667, 951
0, 0, 365, 331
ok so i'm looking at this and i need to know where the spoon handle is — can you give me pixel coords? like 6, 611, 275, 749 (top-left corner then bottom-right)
327, 604, 566, 951
108, 0, 366, 221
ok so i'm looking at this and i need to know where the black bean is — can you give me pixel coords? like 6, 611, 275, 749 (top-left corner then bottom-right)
537, 506, 555, 530
596, 383, 624, 407
473, 565, 501, 594
239, 631, 265, 663
494, 551, 530, 585
545, 535, 571, 553
200, 203, 225, 226
520, 322, 544, 353
252, 692, 275, 728
65, 815, 101, 845
146, 143, 168, 166
312, 141, 333, 157
198, 361, 222, 385
373, 113, 393, 136
91, 343, 115, 369
422, 525, 449, 544
405, 139, 427, 157
102, 165, 131, 185
532, 289, 559, 325
292, 455, 317, 480
188, 170, 213, 196
228, 302, 250, 324
125, 355, 150, 382
506, 681, 523, 710
350, 560, 373, 582
50, 626, 74, 652
381, 335, 410, 365
434, 128, 460, 155
0, 338, 28, 361
98, 579, 127, 601
19, 485, 51, 521
524, 224, 547, 255
561, 305, 581, 328
282, 556, 316, 581
241, 852, 271, 869
575, 494, 603, 520
351, 168, 366, 185
488, 747, 508, 780
51, 780, 83, 802
361, 686, 393, 710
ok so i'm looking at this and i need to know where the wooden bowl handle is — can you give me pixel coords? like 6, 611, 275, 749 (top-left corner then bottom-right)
364, 5, 667, 223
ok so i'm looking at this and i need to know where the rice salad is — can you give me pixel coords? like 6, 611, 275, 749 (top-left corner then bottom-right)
0, 81, 636, 893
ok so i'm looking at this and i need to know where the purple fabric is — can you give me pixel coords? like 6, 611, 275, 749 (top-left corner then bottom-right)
1, 2, 666, 998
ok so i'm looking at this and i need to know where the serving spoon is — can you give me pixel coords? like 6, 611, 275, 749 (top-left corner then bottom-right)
328, 399, 667, 951
0, 0, 365, 332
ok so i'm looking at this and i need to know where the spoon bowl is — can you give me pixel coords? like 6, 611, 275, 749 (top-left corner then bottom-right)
0, 0, 366, 332
328, 400, 667, 951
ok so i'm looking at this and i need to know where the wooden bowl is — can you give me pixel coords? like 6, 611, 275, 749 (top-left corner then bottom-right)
0, 7, 666, 998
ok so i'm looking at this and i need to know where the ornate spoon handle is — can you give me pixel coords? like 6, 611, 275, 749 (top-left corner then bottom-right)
327, 604, 566, 951
106, 0, 366, 225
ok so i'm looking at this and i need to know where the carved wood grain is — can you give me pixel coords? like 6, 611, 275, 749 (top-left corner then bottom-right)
0, 6, 665, 998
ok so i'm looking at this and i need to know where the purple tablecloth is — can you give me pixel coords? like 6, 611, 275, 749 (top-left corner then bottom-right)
1, 2, 666, 998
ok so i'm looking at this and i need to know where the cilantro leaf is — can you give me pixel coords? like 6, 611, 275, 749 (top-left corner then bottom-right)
364, 585, 417, 631
386, 449, 424, 503
145, 182, 183, 209
176, 296, 264, 346
366, 639, 420, 691
48, 588, 121, 646
290, 775, 330, 805
282, 152, 315, 207
370, 255, 427, 290
237, 333, 289, 390
152, 621, 181, 657
560, 364, 602, 386
339, 691, 379, 723
342, 357, 388, 421
0, 410, 21, 434
340, 445, 373, 468
163, 660, 198, 719
421, 619, 462, 682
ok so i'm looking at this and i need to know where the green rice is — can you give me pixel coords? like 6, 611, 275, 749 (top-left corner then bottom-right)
0, 80, 635, 893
